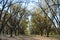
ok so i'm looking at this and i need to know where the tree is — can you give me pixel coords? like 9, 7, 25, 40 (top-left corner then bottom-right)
8, 4, 27, 36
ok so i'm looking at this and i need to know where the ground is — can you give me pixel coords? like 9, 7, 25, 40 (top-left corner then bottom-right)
0, 35, 60, 40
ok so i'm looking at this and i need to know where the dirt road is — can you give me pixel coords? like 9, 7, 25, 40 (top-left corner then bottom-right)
0, 35, 60, 40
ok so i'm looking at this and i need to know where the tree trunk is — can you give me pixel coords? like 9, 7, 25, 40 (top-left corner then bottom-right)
46, 26, 51, 37
10, 29, 13, 37
40, 27, 43, 36
2, 28, 4, 35
18, 27, 20, 35
15, 29, 17, 36
47, 30, 49, 37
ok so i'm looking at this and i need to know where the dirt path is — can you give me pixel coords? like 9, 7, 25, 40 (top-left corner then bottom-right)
0, 35, 60, 40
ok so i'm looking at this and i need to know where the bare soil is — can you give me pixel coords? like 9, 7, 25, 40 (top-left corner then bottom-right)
0, 35, 60, 40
